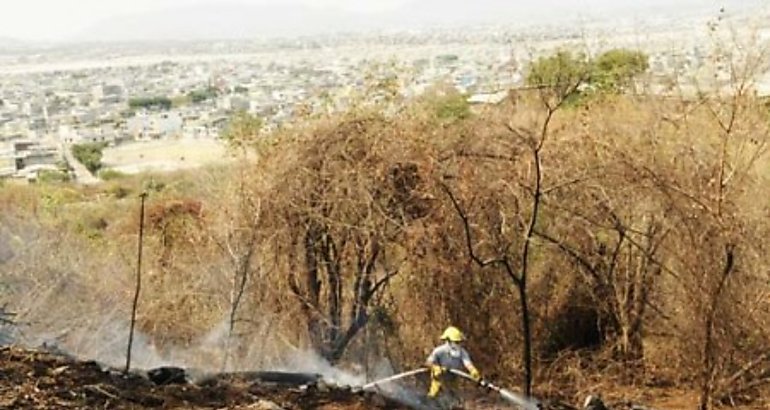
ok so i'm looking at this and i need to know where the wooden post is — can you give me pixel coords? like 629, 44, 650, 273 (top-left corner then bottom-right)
126, 192, 148, 373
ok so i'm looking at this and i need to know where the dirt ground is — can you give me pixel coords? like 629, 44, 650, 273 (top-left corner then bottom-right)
0, 346, 580, 410
101, 139, 230, 175
0, 346, 411, 410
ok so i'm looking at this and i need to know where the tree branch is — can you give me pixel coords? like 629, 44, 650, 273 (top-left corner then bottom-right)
717, 352, 770, 396
369, 267, 400, 299
535, 229, 603, 283
440, 182, 507, 268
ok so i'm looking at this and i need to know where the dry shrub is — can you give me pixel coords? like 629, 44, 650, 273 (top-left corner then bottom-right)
246, 112, 440, 363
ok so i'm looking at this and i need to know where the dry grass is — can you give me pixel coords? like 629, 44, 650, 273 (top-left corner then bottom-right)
102, 138, 230, 175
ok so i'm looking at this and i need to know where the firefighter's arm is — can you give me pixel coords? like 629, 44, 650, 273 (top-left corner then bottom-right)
462, 349, 481, 381
426, 351, 444, 378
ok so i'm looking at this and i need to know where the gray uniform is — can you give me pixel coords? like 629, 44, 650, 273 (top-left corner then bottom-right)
426, 342, 474, 370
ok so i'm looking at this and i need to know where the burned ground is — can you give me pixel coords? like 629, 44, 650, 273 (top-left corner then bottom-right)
0, 346, 412, 410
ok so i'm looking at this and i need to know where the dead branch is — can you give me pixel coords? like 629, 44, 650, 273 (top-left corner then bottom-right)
716, 352, 770, 396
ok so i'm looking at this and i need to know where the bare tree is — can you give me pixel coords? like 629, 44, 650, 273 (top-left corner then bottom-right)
692, 24, 770, 408
440, 68, 585, 395
209, 171, 264, 371
255, 115, 428, 363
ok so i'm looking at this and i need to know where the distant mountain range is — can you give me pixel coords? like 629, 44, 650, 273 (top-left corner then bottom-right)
0, 37, 28, 48
70, 0, 764, 43
75, 3, 361, 42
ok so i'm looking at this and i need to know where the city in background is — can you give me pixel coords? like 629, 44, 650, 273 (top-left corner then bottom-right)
1, 1, 769, 182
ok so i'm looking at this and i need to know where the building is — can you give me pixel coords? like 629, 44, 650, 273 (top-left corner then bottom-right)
127, 112, 184, 140
13, 140, 60, 169
0, 140, 62, 180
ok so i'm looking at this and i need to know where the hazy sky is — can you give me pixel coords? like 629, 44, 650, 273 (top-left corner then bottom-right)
0, 0, 405, 40
0, 0, 757, 41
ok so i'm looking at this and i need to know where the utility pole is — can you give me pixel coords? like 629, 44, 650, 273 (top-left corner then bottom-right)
126, 191, 148, 373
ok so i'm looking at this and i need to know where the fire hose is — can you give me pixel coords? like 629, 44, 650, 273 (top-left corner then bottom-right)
447, 368, 542, 410
362, 368, 428, 390
362, 367, 542, 409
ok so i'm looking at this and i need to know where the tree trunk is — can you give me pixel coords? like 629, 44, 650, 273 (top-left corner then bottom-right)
699, 245, 735, 410
518, 278, 533, 397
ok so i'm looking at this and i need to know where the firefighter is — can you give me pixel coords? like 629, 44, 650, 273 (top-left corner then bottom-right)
426, 326, 482, 402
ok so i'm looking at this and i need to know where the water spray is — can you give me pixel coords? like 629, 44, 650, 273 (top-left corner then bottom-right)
447, 368, 542, 410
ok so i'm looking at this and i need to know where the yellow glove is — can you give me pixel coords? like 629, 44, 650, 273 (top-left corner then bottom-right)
431, 365, 445, 378
469, 366, 481, 382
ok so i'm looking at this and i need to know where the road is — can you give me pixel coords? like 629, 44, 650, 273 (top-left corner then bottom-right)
61, 142, 100, 185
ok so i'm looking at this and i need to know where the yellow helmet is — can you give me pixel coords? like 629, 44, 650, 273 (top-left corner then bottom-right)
440, 326, 465, 342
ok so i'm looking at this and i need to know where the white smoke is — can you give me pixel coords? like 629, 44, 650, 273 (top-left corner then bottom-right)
0, 311, 16, 346
280, 349, 367, 387
165, 319, 230, 371
18, 311, 171, 370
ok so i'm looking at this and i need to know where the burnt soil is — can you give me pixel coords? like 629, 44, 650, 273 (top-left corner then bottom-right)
0, 346, 414, 410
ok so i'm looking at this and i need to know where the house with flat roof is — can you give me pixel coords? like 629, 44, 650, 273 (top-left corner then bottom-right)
13, 140, 60, 170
